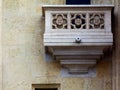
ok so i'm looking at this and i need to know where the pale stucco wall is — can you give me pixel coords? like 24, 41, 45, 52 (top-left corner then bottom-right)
2, 0, 114, 90
91, 0, 114, 4
0, 0, 2, 90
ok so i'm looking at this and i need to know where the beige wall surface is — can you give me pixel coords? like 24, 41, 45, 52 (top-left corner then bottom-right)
92, 0, 114, 4
0, 0, 2, 90
2, 0, 116, 90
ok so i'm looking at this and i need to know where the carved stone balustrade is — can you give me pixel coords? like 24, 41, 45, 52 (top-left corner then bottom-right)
42, 5, 114, 77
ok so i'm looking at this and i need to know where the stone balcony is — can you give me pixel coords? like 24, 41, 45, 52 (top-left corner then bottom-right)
42, 5, 114, 77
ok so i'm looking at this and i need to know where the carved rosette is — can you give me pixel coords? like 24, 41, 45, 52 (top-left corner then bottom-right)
52, 14, 67, 29
71, 13, 86, 29
89, 13, 104, 29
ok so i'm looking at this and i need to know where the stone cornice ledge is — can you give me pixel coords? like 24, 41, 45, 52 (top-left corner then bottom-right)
42, 5, 114, 16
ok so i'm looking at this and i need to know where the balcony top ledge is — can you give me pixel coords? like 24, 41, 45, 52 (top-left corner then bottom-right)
42, 5, 114, 16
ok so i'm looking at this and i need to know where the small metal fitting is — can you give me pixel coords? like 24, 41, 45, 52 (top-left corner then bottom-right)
75, 37, 81, 43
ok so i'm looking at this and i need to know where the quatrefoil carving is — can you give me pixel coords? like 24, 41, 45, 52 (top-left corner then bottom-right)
71, 13, 86, 29
89, 13, 104, 29
52, 14, 67, 29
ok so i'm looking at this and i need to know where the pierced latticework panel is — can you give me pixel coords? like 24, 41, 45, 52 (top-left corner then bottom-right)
89, 13, 105, 29
71, 13, 86, 29
51, 13, 105, 30
52, 14, 67, 29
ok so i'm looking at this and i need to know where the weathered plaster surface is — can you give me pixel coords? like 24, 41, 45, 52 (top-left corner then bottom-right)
2, 0, 114, 90
0, 0, 2, 90
92, 0, 114, 4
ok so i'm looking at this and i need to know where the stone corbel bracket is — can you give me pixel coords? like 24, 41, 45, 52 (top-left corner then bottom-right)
42, 5, 114, 77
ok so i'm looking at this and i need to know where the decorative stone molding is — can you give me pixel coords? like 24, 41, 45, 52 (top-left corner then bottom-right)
42, 5, 113, 76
